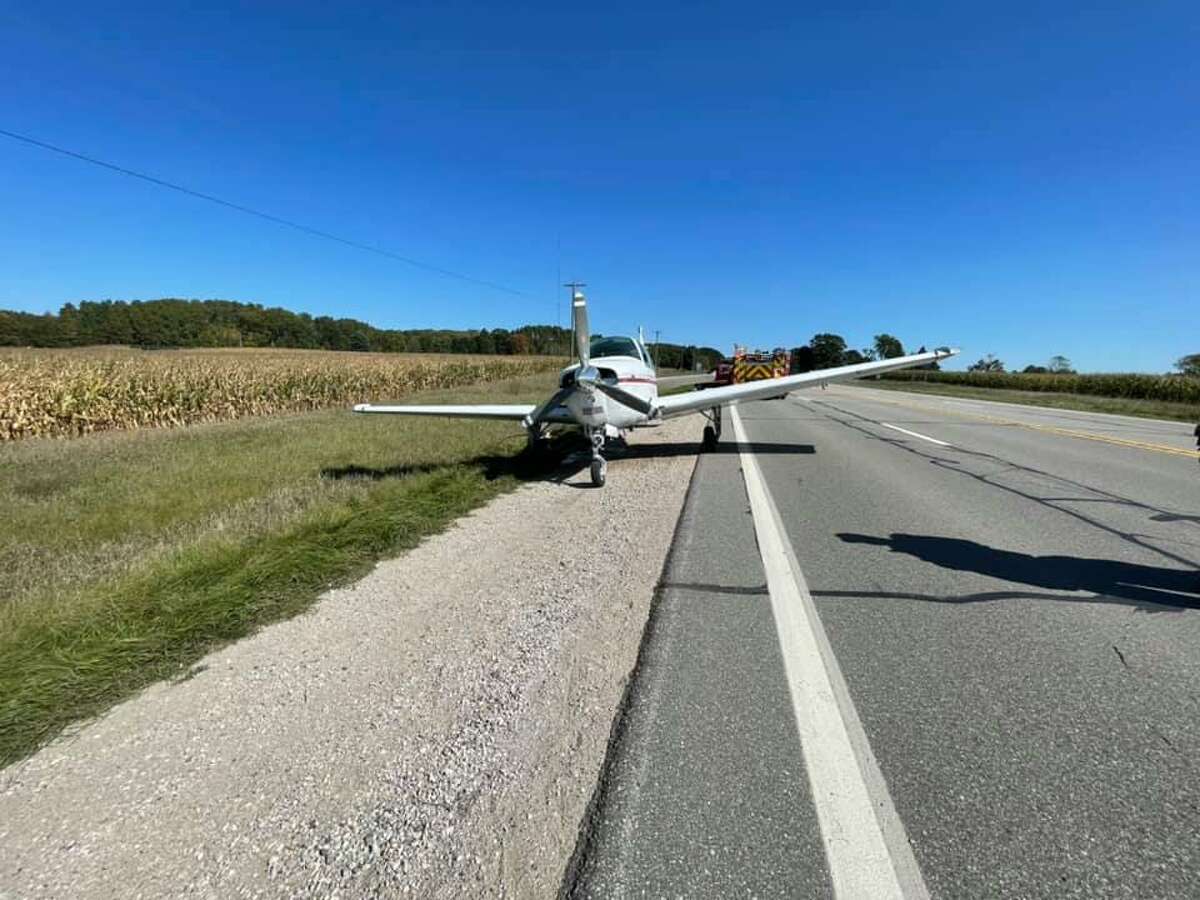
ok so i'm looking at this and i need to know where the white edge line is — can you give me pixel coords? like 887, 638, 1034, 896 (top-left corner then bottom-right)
729, 406, 930, 900
880, 422, 951, 447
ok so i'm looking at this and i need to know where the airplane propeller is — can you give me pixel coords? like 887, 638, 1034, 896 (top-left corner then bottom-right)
572, 288, 590, 367
568, 288, 654, 417
590, 378, 655, 416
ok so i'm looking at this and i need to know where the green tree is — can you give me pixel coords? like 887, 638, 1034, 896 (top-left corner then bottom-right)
810, 333, 848, 369
790, 346, 814, 373
1174, 353, 1200, 376
873, 334, 904, 359
1048, 355, 1074, 374
968, 354, 1005, 373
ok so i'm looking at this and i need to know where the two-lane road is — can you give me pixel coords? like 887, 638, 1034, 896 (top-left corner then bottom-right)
571, 385, 1200, 899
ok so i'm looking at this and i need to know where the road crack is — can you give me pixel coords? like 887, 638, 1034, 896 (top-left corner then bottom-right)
1112, 644, 1129, 669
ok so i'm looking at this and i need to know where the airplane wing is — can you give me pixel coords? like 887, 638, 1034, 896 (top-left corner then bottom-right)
353, 403, 537, 420
657, 372, 715, 390
354, 402, 579, 424
656, 348, 959, 418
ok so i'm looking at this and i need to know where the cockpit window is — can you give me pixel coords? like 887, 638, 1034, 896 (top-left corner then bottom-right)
589, 336, 641, 359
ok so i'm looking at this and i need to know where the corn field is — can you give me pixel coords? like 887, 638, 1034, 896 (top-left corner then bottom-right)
0, 348, 563, 441
881, 369, 1200, 404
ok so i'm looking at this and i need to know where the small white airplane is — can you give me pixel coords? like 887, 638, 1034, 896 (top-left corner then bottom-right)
355, 288, 958, 486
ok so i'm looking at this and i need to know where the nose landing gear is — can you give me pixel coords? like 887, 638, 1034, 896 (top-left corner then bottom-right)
585, 426, 607, 487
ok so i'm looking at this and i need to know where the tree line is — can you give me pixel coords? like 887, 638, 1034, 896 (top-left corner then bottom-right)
964, 353, 1075, 374
788, 332, 940, 372
0, 298, 722, 368
0, 299, 570, 355
965, 353, 1200, 377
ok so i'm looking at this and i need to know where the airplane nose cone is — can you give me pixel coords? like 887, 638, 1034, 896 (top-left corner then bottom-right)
565, 383, 607, 427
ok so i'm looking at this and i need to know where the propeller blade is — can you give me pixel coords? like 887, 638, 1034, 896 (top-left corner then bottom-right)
593, 380, 654, 416
528, 386, 572, 425
572, 289, 590, 366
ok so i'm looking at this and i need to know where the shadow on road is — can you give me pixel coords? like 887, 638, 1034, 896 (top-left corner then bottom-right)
321, 450, 570, 485
836, 532, 1200, 612
662, 580, 770, 597
321, 436, 817, 488
812, 397, 1200, 570
1150, 512, 1200, 524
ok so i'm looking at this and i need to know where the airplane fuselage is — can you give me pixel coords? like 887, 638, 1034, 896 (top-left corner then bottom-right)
559, 339, 658, 431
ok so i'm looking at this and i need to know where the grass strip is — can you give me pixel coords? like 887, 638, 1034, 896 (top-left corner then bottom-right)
852, 379, 1200, 423
0, 461, 522, 767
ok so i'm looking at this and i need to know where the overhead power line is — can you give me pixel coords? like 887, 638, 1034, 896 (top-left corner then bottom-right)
0, 126, 534, 299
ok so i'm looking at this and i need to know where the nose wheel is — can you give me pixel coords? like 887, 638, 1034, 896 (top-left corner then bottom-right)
586, 426, 607, 487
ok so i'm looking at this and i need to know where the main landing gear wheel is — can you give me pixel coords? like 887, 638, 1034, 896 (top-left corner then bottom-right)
590, 458, 607, 487
702, 405, 723, 451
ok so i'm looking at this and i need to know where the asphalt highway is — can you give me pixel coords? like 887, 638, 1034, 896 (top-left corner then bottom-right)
570, 385, 1200, 899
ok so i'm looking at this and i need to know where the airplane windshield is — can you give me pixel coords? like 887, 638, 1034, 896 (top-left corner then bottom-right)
590, 336, 641, 359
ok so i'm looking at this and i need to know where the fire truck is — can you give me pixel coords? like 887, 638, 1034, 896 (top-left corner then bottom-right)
699, 358, 734, 388
732, 346, 791, 384
697, 346, 791, 392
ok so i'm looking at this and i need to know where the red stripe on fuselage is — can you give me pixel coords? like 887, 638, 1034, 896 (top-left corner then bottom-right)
618, 376, 657, 384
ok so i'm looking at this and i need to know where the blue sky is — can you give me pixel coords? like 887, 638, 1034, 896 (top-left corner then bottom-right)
1, 1, 1196, 371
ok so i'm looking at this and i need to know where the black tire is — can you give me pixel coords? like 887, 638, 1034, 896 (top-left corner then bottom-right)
702, 424, 717, 450
590, 459, 606, 487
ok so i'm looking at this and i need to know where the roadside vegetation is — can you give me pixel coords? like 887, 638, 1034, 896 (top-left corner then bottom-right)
854, 377, 1200, 423
0, 369, 561, 766
0, 347, 561, 440
878, 369, 1200, 405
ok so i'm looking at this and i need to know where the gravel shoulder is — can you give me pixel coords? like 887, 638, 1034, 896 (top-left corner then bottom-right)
0, 416, 699, 899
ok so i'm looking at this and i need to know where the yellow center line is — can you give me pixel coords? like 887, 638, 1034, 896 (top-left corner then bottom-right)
841, 390, 1200, 460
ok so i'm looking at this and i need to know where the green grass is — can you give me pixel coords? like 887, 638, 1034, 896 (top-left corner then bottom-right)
851, 378, 1200, 422
0, 371, 560, 766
